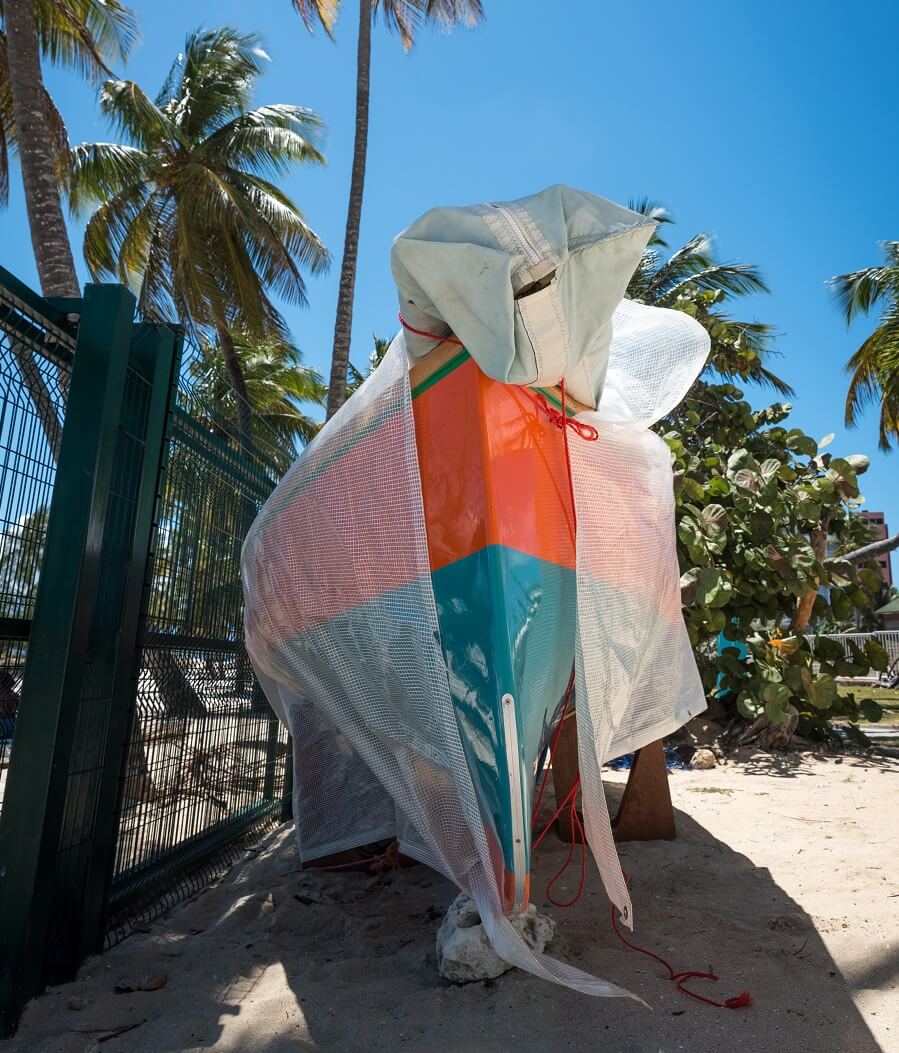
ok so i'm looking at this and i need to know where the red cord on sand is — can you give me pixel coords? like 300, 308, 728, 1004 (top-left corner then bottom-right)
610, 874, 752, 1010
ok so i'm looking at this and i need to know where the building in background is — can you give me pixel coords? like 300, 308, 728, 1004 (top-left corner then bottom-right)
858, 511, 894, 588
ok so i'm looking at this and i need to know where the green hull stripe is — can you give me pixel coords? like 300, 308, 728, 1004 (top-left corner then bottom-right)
411, 348, 471, 400
408, 344, 579, 422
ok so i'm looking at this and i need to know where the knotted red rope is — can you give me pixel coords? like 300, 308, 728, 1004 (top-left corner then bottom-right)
397, 313, 599, 442
523, 390, 599, 442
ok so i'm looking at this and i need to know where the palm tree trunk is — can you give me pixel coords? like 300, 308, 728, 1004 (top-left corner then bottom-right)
325, 0, 371, 421
215, 322, 253, 450
4, 0, 80, 300
5, 0, 77, 460
11, 340, 63, 459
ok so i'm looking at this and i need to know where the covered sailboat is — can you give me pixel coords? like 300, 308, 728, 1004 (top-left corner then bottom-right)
242, 186, 710, 996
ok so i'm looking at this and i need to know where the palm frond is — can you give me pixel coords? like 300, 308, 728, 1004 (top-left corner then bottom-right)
32, 0, 138, 82
169, 27, 269, 138
100, 79, 178, 150
291, 0, 340, 37
374, 0, 424, 50
67, 141, 147, 212
829, 247, 899, 324
751, 363, 795, 397
844, 309, 899, 423
643, 232, 715, 298
424, 0, 484, 28
627, 197, 671, 248
196, 105, 325, 177
188, 334, 326, 465
659, 261, 769, 304
81, 181, 150, 279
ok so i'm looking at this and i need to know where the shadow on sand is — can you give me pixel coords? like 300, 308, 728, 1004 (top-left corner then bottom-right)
4, 768, 894, 1053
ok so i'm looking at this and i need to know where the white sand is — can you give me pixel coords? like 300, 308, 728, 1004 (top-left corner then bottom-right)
4, 751, 897, 1053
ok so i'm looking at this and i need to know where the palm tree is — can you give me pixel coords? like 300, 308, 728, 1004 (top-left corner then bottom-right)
346, 332, 390, 394
831, 241, 899, 451
1, 0, 137, 297
0, 504, 48, 618
187, 336, 326, 474
2, 0, 136, 465
292, 0, 482, 419
68, 26, 330, 445
626, 200, 793, 396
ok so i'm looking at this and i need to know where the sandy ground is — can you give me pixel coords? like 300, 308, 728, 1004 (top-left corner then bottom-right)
4, 750, 898, 1053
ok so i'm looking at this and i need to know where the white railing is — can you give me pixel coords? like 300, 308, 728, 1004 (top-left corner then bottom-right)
821, 631, 899, 664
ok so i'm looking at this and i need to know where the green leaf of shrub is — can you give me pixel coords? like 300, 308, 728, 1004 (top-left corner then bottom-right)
858, 698, 883, 723
765, 700, 792, 725
695, 567, 734, 608
864, 639, 890, 672
859, 568, 883, 593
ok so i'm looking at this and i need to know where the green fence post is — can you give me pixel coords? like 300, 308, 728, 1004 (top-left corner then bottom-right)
0, 284, 135, 1037
76, 323, 182, 961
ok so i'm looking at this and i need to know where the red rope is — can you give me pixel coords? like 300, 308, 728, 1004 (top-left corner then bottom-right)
401, 307, 750, 1007
610, 874, 752, 1010
523, 389, 600, 442
525, 379, 590, 908
545, 779, 587, 907
397, 313, 599, 442
531, 670, 575, 827
398, 312, 463, 346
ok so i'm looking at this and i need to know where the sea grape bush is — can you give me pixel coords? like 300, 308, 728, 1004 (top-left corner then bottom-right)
662, 378, 887, 741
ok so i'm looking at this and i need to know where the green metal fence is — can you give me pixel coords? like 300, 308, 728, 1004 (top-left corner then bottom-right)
0, 269, 293, 1035
107, 338, 291, 940
0, 270, 73, 820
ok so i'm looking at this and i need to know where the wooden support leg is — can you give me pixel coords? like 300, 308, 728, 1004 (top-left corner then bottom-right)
549, 709, 579, 816
611, 738, 676, 842
548, 714, 675, 843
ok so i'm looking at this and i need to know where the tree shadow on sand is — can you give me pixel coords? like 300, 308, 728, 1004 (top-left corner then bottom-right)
733, 747, 899, 779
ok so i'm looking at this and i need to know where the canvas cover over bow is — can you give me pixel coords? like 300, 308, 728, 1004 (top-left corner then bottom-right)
242, 186, 711, 998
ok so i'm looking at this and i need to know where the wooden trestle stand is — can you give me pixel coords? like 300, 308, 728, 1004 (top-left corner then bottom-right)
551, 711, 675, 843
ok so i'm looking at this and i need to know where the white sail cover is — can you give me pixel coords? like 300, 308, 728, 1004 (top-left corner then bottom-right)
242, 187, 710, 999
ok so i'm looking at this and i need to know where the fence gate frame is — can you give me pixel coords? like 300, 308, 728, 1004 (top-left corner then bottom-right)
0, 283, 181, 1035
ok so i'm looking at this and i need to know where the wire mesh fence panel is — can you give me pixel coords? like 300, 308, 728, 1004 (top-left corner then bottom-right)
42, 359, 154, 980
108, 336, 292, 937
0, 277, 74, 820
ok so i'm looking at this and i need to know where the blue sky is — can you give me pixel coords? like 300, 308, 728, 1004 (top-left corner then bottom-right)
2, 0, 897, 574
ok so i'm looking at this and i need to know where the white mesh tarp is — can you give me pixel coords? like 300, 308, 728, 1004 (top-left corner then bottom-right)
242, 188, 710, 999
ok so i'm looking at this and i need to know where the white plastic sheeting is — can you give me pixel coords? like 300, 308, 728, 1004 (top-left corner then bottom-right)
244, 340, 637, 998
242, 187, 710, 998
